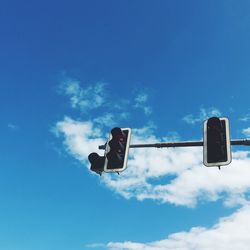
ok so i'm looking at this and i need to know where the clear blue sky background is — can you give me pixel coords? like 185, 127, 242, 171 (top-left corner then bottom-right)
1, 1, 250, 250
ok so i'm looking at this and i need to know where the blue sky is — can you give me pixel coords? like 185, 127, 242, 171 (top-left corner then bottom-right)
1, 1, 250, 249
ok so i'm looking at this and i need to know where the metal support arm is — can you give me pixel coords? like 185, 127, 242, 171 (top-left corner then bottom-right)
99, 139, 250, 150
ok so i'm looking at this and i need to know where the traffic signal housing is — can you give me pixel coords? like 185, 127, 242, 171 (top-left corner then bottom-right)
88, 153, 105, 176
104, 127, 131, 173
203, 117, 232, 167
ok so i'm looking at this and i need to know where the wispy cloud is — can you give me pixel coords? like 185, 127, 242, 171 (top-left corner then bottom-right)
106, 205, 250, 250
60, 79, 106, 112
86, 243, 107, 249
240, 113, 250, 122
242, 127, 250, 137
134, 92, 152, 115
183, 108, 222, 125
93, 113, 117, 128
58, 79, 153, 127
7, 123, 18, 130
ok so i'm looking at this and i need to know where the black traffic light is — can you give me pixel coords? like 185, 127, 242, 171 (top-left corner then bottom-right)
88, 152, 105, 175
203, 117, 232, 167
104, 127, 131, 172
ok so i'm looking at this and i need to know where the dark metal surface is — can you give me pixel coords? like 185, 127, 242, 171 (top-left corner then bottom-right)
99, 139, 250, 150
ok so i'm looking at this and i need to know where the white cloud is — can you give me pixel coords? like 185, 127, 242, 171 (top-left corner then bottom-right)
86, 243, 107, 249
92, 112, 131, 127
162, 131, 180, 141
61, 79, 106, 112
55, 115, 250, 250
135, 93, 148, 104
120, 112, 130, 120
7, 123, 18, 130
54, 117, 105, 163
242, 127, 250, 137
183, 108, 222, 125
59, 79, 155, 124
105, 204, 250, 250
93, 113, 117, 128
103, 144, 250, 207
55, 82, 250, 250
54, 116, 250, 208
239, 113, 250, 122
134, 92, 152, 116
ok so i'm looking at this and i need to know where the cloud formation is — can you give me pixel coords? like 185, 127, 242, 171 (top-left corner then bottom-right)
7, 123, 18, 130
239, 113, 250, 122
54, 117, 105, 163
134, 92, 152, 115
106, 204, 250, 250
242, 127, 250, 137
183, 108, 222, 125
55, 79, 250, 250
60, 79, 106, 112
54, 116, 250, 208
58, 79, 154, 132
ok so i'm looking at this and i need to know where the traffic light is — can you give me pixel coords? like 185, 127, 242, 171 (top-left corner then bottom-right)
203, 117, 232, 167
104, 127, 132, 172
88, 152, 105, 175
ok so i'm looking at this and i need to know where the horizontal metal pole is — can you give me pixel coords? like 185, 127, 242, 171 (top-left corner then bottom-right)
130, 141, 203, 148
98, 139, 250, 150
231, 139, 250, 146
